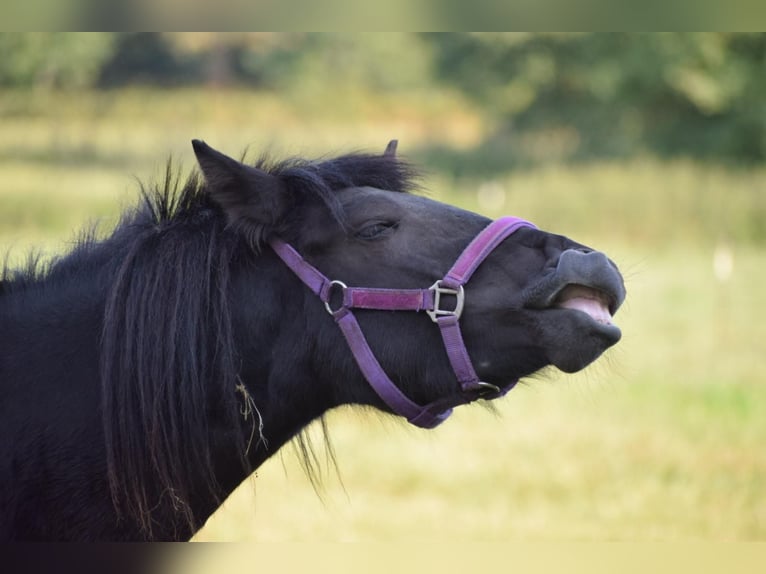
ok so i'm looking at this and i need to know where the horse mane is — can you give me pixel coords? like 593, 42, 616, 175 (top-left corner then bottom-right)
93, 150, 419, 536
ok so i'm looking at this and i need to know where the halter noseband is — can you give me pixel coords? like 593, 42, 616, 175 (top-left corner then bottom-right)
269, 216, 536, 429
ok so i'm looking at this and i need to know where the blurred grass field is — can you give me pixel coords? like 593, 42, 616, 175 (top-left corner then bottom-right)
1, 88, 764, 540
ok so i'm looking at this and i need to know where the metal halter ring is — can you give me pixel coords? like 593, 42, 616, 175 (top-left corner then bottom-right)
426, 280, 465, 323
475, 381, 502, 396
324, 280, 348, 316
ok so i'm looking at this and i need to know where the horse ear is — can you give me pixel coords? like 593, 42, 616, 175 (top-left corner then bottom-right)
383, 139, 398, 157
192, 139, 290, 230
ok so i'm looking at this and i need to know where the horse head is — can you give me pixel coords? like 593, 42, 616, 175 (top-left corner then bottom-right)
193, 139, 625, 426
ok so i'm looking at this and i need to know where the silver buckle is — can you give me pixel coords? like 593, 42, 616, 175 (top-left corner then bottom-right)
426, 280, 465, 323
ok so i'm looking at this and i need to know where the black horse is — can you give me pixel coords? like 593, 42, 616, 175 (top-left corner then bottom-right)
0, 140, 625, 541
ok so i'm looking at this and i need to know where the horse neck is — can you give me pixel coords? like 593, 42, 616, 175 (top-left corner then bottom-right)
0, 266, 115, 539
225, 256, 342, 459
166, 258, 342, 538
0, 269, 107, 377
0, 242, 342, 540
116, 246, 345, 539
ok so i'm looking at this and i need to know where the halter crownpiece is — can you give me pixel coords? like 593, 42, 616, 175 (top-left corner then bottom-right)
270, 216, 537, 429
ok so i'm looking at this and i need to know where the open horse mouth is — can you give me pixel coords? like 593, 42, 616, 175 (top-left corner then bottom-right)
523, 249, 625, 373
553, 284, 616, 327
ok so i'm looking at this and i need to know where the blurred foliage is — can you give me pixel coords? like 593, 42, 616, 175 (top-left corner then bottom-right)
429, 33, 766, 163
0, 33, 434, 91
1, 33, 765, 163
0, 32, 115, 88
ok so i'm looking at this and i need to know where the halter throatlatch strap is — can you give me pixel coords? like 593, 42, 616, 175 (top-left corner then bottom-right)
270, 215, 536, 429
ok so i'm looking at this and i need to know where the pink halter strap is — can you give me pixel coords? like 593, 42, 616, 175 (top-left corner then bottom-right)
270, 216, 536, 428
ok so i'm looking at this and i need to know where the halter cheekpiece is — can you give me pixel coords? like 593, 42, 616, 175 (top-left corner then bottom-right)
270, 216, 536, 429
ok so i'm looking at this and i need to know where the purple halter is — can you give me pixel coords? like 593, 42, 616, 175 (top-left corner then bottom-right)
269, 216, 536, 429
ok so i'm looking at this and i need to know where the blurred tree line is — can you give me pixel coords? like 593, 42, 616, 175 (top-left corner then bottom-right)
1, 32, 765, 164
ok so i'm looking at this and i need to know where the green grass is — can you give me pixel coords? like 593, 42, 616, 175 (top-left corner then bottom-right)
1, 88, 764, 540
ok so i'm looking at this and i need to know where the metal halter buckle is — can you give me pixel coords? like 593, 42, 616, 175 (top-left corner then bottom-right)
426, 280, 465, 323
324, 280, 348, 315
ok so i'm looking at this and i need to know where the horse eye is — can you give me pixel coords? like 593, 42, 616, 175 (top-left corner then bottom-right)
355, 221, 398, 240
